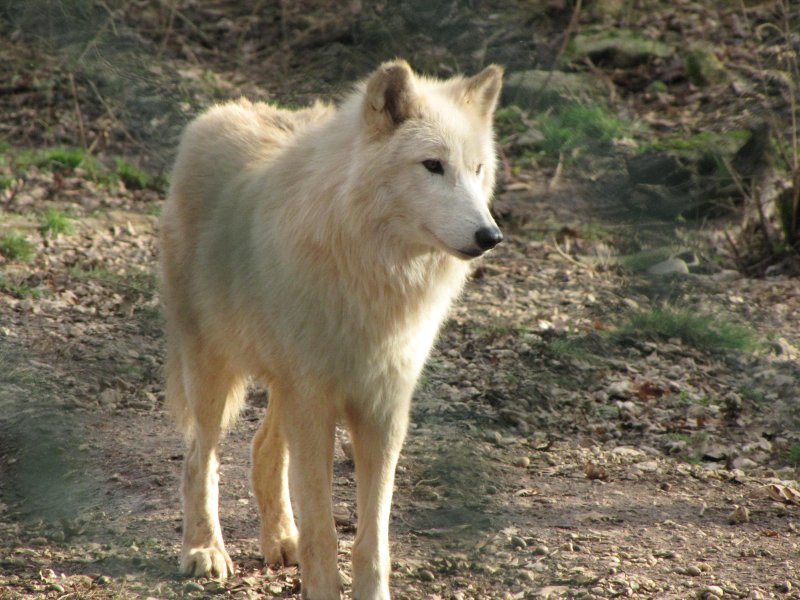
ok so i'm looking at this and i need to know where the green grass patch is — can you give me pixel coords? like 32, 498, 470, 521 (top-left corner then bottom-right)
0, 173, 14, 189
6, 146, 101, 177
548, 336, 596, 361
496, 102, 631, 166
114, 158, 151, 189
68, 265, 156, 299
644, 130, 750, 177
0, 231, 35, 262
782, 444, 800, 468
38, 147, 89, 172
579, 222, 612, 241
495, 105, 530, 140
537, 102, 629, 160
38, 208, 74, 237
2, 145, 161, 190
619, 307, 759, 352
0, 275, 48, 299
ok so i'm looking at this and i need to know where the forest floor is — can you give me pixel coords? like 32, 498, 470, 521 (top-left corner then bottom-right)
1, 1, 800, 599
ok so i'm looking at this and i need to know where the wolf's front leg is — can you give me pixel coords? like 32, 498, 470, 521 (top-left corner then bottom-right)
346, 399, 410, 600
281, 390, 341, 600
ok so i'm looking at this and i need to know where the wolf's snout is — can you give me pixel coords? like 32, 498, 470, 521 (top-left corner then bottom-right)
475, 226, 503, 251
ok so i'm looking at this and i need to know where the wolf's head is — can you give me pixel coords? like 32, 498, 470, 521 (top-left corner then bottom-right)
359, 60, 504, 260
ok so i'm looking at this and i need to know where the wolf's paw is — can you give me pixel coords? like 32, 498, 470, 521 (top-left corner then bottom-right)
261, 534, 299, 567
180, 546, 234, 579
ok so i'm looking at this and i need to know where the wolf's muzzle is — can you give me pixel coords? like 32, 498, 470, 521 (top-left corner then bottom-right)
475, 226, 503, 251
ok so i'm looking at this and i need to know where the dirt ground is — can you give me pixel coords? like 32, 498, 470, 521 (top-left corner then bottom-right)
2, 2, 800, 599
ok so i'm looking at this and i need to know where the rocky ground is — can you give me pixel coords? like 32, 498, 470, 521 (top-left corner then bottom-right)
2, 1, 800, 599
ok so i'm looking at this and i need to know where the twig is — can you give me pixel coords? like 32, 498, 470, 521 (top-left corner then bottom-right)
723, 228, 743, 267
67, 72, 102, 179
159, 0, 178, 57
722, 156, 772, 252
156, 0, 211, 46
536, 0, 583, 103
549, 235, 595, 277
548, 151, 564, 191
555, 0, 583, 66
85, 78, 162, 161
68, 72, 88, 153
95, 0, 119, 36
779, 0, 800, 243
413, 477, 440, 488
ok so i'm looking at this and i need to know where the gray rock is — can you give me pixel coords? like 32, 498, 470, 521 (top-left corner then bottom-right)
683, 44, 730, 86
503, 70, 608, 109
703, 585, 724, 597
566, 27, 674, 68
647, 257, 690, 276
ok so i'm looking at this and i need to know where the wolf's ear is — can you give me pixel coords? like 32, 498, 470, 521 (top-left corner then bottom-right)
463, 65, 504, 118
364, 60, 418, 133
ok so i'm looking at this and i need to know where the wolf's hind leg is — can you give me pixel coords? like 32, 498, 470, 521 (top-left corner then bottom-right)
175, 349, 245, 579
251, 388, 299, 566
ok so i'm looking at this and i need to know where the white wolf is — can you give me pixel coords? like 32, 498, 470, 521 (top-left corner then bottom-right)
160, 60, 503, 600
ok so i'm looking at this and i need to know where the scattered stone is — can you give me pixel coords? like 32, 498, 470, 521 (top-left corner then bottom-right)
647, 257, 690, 276
567, 26, 674, 68
702, 585, 724, 598
510, 535, 527, 550
683, 44, 730, 86
776, 580, 792, 593
518, 569, 536, 583
99, 388, 121, 406
733, 457, 759, 471
634, 460, 660, 473
205, 581, 226, 593
612, 446, 646, 460
486, 431, 503, 445
333, 506, 351, 525
513, 456, 531, 468
532, 545, 549, 556
418, 569, 435, 583
686, 565, 703, 576
184, 581, 204, 593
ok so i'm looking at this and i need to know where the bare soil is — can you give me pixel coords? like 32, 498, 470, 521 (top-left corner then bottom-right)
2, 2, 800, 599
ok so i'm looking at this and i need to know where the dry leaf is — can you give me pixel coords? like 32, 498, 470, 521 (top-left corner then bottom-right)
584, 462, 608, 480
728, 505, 750, 524
751, 483, 800, 505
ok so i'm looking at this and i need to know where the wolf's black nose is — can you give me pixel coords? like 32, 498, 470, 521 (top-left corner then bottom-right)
475, 226, 503, 251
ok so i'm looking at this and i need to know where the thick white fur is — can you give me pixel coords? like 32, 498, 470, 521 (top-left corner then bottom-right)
160, 60, 503, 600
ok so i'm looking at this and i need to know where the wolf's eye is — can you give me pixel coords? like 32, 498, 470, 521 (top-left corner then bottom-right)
476, 164, 483, 175
422, 159, 444, 175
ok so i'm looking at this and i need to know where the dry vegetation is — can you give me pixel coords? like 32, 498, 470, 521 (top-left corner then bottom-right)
2, 1, 800, 599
